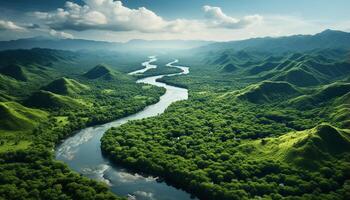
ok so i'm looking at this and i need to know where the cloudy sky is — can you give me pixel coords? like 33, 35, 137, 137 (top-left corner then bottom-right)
0, 0, 349, 42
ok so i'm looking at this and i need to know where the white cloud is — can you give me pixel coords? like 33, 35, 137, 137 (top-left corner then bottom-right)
33, 1, 260, 33
0, 20, 26, 31
34, 0, 193, 33
203, 5, 263, 29
49, 29, 74, 39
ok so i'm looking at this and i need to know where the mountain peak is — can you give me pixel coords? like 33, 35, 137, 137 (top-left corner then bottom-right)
317, 29, 348, 36
42, 77, 90, 95
84, 64, 111, 79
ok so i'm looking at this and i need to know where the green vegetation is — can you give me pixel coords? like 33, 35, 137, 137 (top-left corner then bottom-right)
237, 81, 301, 104
0, 48, 165, 200
1, 30, 350, 200
102, 47, 350, 199
42, 77, 90, 95
0, 101, 48, 131
0, 64, 28, 81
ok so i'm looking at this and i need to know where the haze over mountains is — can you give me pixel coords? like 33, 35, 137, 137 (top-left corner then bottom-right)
1, 29, 350, 52
0, 36, 212, 51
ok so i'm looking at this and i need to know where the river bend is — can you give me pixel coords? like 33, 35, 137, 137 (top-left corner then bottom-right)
56, 56, 194, 200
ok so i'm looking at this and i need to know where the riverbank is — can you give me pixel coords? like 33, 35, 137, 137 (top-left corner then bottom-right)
56, 57, 195, 200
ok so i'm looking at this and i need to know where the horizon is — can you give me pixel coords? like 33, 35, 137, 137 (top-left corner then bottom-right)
0, 0, 349, 42
0, 28, 347, 44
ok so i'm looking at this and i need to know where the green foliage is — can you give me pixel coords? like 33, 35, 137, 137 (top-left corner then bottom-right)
102, 47, 350, 200
0, 147, 122, 200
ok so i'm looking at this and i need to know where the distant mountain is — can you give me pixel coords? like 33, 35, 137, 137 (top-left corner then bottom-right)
0, 48, 75, 66
0, 37, 120, 51
200, 29, 350, 53
125, 39, 212, 50
0, 37, 212, 51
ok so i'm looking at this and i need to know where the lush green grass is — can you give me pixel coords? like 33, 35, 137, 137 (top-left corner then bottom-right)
0, 101, 48, 131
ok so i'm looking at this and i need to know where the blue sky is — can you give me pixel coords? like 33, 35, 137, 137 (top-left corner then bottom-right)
0, 0, 349, 41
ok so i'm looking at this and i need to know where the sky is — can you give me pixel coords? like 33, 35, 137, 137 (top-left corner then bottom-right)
0, 0, 349, 42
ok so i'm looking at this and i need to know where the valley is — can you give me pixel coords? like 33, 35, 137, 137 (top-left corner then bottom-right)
0, 29, 349, 200
56, 57, 193, 200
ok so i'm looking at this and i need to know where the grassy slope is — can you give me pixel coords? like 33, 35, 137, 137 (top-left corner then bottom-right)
0, 101, 48, 131
42, 77, 90, 95
242, 124, 350, 166
25, 90, 86, 109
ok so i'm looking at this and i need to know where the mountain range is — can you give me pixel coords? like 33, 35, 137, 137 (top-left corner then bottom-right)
1, 29, 349, 53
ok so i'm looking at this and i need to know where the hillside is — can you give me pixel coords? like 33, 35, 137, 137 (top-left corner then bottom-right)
221, 63, 238, 72
0, 101, 47, 131
42, 77, 90, 95
25, 90, 85, 109
290, 82, 350, 108
199, 29, 350, 53
246, 124, 350, 169
83, 64, 131, 81
0, 64, 28, 81
238, 81, 301, 103
274, 68, 321, 86
0, 48, 75, 67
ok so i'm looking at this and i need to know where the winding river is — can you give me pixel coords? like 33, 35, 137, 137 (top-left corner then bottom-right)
56, 56, 194, 200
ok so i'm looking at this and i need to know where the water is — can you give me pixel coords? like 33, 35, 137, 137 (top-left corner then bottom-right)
128, 56, 157, 75
56, 57, 194, 200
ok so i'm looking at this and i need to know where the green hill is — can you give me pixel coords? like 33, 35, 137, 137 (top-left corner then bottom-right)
25, 90, 85, 109
83, 64, 111, 79
290, 82, 350, 108
42, 77, 90, 95
248, 62, 279, 75
274, 68, 321, 86
0, 74, 22, 99
238, 81, 301, 103
83, 64, 131, 81
0, 101, 47, 131
221, 63, 238, 72
244, 124, 350, 169
286, 124, 350, 168
0, 64, 27, 81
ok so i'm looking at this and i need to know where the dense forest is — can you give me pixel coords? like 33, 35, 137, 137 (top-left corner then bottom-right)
0, 49, 164, 199
101, 30, 350, 199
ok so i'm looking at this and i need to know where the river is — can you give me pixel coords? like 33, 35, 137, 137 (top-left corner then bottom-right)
56, 56, 195, 200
